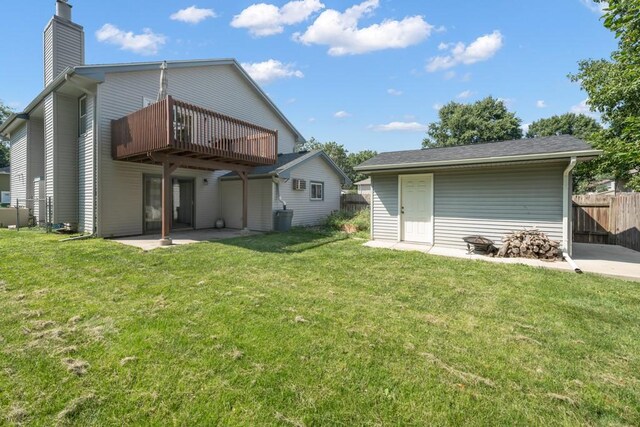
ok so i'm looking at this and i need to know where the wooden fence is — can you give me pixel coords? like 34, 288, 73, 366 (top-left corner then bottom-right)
341, 193, 370, 213
572, 193, 640, 252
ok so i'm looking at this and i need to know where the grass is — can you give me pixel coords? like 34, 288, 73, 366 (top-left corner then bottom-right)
0, 228, 639, 425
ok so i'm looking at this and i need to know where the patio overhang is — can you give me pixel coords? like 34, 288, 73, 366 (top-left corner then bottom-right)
111, 96, 279, 243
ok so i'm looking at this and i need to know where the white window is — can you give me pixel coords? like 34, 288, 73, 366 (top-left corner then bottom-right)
78, 96, 87, 136
310, 181, 324, 201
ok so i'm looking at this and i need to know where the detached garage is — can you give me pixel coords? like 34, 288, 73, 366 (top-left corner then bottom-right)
220, 150, 350, 231
354, 136, 600, 255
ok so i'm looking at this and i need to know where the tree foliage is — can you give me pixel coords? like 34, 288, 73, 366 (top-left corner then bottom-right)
525, 113, 601, 139
526, 113, 603, 192
422, 96, 522, 148
299, 138, 377, 186
569, 0, 640, 190
0, 100, 13, 168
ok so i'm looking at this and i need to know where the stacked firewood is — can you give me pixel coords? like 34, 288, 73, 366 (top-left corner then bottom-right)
493, 229, 560, 260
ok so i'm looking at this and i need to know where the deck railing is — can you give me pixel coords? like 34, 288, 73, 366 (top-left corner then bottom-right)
112, 96, 278, 166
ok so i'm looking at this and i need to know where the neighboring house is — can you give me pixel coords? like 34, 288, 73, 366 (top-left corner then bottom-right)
0, 1, 348, 240
0, 166, 9, 204
354, 135, 601, 256
355, 178, 371, 196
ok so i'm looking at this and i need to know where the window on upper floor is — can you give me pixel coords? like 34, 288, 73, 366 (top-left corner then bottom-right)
78, 96, 87, 136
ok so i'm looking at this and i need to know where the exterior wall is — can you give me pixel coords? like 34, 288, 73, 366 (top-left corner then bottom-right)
96, 64, 299, 237
54, 94, 79, 224
78, 95, 95, 232
220, 179, 273, 231
28, 118, 45, 186
44, 17, 84, 86
9, 125, 28, 205
274, 156, 342, 226
371, 175, 399, 241
44, 93, 79, 224
370, 163, 566, 249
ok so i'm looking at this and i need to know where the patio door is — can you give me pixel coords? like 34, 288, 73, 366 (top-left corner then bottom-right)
400, 174, 433, 243
143, 175, 194, 234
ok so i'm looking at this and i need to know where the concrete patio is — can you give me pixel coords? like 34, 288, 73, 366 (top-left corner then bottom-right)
112, 228, 260, 250
364, 241, 640, 281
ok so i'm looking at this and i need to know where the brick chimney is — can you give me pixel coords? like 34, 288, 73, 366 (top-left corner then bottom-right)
43, 0, 85, 86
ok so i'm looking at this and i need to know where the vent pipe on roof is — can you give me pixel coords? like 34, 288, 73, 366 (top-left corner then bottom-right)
56, 0, 72, 20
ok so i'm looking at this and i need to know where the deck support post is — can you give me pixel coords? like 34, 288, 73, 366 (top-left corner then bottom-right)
239, 171, 249, 231
160, 160, 179, 245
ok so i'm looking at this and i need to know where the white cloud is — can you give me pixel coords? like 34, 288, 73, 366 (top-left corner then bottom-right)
457, 90, 474, 99
241, 59, 304, 84
498, 97, 515, 107
438, 42, 451, 50
426, 30, 503, 72
522, 122, 531, 134
536, 100, 547, 108
294, 0, 432, 56
443, 71, 456, 80
334, 110, 351, 118
287, 98, 297, 104
95, 24, 166, 55
570, 99, 593, 115
231, 0, 325, 36
387, 88, 403, 96
432, 103, 443, 111
461, 72, 472, 82
308, 117, 317, 122
372, 121, 429, 132
170, 6, 217, 24
580, 0, 607, 14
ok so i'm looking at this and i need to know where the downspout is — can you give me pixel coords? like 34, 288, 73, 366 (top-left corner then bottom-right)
60, 75, 98, 241
562, 157, 581, 273
272, 175, 287, 210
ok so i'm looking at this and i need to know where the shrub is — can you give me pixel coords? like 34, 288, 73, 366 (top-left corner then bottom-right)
325, 209, 370, 234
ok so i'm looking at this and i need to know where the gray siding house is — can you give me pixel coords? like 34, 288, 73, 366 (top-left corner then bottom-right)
355, 136, 600, 255
0, 1, 349, 239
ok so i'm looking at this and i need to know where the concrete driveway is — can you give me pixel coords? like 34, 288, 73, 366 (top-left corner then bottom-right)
364, 240, 640, 281
572, 243, 640, 281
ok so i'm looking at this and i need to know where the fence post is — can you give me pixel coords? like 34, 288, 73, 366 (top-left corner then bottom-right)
608, 197, 616, 245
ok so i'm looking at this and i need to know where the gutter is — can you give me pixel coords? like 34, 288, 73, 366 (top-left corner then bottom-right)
562, 157, 580, 272
354, 150, 602, 172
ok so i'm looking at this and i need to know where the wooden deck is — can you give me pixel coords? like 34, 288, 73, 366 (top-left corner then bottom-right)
111, 96, 278, 170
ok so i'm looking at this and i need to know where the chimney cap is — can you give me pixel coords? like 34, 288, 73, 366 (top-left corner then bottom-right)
56, 0, 73, 21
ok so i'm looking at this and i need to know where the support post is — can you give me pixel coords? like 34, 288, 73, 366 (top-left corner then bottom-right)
160, 161, 178, 245
240, 171, 249, 232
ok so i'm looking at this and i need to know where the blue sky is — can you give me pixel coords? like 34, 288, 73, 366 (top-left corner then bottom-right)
0, 0, 615, 152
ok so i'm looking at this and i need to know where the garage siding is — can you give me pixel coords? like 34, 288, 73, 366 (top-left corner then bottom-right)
371, 175, 398, 241
433, 164, 565, 248
369, 163, 566, 248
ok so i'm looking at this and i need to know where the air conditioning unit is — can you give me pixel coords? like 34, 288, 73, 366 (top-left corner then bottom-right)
292, 178, 306, 191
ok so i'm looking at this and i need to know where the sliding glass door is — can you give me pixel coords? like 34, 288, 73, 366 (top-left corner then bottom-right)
143, 175, 194, 234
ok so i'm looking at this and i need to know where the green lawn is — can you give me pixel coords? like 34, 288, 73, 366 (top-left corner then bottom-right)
1, 229, 639, 426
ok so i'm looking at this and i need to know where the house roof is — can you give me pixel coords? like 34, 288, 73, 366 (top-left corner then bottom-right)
0, 166, 9, 174
221, 150, 351, 185
1, 59, 306, 143
355, 135, 601, 172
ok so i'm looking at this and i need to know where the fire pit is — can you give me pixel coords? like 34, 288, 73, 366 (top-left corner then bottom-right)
462, 235, 496, 254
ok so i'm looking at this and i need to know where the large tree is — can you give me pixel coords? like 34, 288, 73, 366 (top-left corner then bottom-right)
525, 113, 601, 139
526, 113, 603, 192
0, 100, 13, 168
299, 138, 377, 186
423, 96, 522, 148
569, 0, 640, 191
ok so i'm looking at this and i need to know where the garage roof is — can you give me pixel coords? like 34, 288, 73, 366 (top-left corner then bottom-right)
355, 135, 601, 172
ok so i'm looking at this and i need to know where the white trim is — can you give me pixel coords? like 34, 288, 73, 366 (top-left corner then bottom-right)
370, 175, 374, 240
398, 173, 434, 244
355, 150, 601, 172
562, 157, 577, 255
